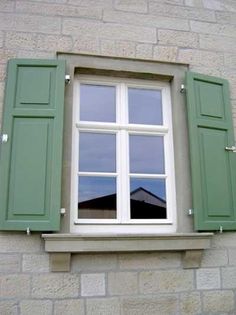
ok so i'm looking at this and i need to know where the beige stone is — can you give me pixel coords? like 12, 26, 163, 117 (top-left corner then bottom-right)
178, 49, 224, 68
202, 0, 236, 12
122, 295, 178, 315
118, 252, 181, 270
114, 0, 148, 13
0, 275, 31, 298
216, 11, 236, 25
182, 250, 202, 269
201, 249, 228, 267
153, 46, 178, 62
23, 253, 49, 273
203, 290, 235, 313
222, 267, 236, 288
180, 292, 201, 315
0, 233, 42, 253
136, 44, 153, 59
158, 30, 199, 48
140, 270, 194, 293
100, 39, 116, 56
200, 34, 236, 52
68, 0, 113, 7
108, 272, 138, 295
185, 0, 203, 7
5, 32, 36, 50
116, 41, 136, 58
50, 253, 71, 272
81, 273, 105, 297
87, 298, 120, 315
0, 301, 17, 315
191, 20, 236, 37
0, 254, 21, 272
63, 19, 157, 43
36, 35, 73, 52
72, 36, 100, 54
196, 268, 221, 290
71, 253, 117, 272
54, 299, 85, 315
32, 274, 79, 298
20, 300, 52, 315
0, 1, 15, 12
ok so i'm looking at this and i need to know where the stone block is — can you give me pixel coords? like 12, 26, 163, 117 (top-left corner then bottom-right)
180, 292, 201, 315
50, 253, 71, 272
20, 300, 52, 315
216, 11, 236, 25
81, 273, 105, 297
0, 254, 21, 273
118, 252, 181, 270
5, 32, 36, 50
201, 249, 228, 267
16, 50, 55, 59
212, 233, 236, 248
158, 30, 199, 48
68, 0, 113, 8
71, 253, 117, 272
16, 1, 102, 19
191, 20, 236, 37
36, 35, 72, 52
0, 275, 31, 298
108, 272, 138, 295
149, 2, 215, 21
182, 250, 202, 269
114, 0, 148, 13
196, 268, 221, 290
202, 0, 236, 12
0, 1, 15, 12
23, 253, 49, 273
0, 301, 17, 315
116, 40, 135, 58
136, 44, 153, 59
228, 249, 236, 265
185, 0, 203, 7
121, 295, 178, 315
72, 36, 100, 54
140, 270, 194, 293
0, 233, 42, 253
200, 34, 236, 53
32, 274, 79, 298
0, 49, 17, 65
87, 298, 120, 315
54, 299, 85, 315
63, 19, 157, 43
203, 290, 235, 313
225, 53, 236, 68
100, 39, 116, 56
153, 46, 178, 62
178, 49, 224, 68
103, 10, 189, 31
222, 267, 236, 288
0, 13, 61, 34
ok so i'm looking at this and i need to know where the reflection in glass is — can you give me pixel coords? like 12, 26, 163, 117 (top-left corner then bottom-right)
79, 132, 116, 172
128, 88, 163, 125
78, 177, 116, 219
129, 135, 165, 174
80, 84, 116, 122
130, 178, 166, 219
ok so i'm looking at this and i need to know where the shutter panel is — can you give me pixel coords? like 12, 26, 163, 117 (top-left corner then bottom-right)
0, 59, 65, 231
186, 71, 236, 231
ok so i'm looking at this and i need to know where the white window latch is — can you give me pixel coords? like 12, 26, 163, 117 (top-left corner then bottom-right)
65, 75, 71, 84
1, 134, 8, 143
180, 84, 186, 93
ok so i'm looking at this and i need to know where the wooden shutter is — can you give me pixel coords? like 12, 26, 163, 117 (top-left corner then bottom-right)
0, 59, 65, 231
186, 71, 236, 231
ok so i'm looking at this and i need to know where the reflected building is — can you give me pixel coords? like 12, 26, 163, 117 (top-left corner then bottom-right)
78, 187, 166, 219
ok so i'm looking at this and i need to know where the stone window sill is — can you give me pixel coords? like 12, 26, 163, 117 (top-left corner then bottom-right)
42, 233, 213, 271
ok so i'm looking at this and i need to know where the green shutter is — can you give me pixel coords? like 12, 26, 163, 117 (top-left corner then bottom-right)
0, 59, 65, 231
186, 71, 236, 231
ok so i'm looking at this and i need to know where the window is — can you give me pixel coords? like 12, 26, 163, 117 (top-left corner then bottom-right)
71, 76, 176, 234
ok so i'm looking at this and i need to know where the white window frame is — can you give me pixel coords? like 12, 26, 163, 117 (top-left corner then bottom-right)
71, 75, 177, 234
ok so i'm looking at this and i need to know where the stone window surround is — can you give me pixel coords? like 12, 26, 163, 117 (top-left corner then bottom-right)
42, 52, 213, 271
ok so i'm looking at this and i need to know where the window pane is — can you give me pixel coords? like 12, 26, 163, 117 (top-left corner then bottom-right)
79, 132, 116, 172
80, 84, 116, 122
129, 135, 165, 174
78, 176, 116, 219
130, 178, 166, 219
128, 88, 163, 125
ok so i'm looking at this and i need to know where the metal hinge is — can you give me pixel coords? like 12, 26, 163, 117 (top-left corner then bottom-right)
180, 84, 186, 93
65, 75, 71, 84
188, 209, 194, 216
60, 208, 66, 215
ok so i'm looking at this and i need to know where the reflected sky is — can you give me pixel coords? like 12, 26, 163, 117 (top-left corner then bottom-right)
80, 84, 116, 122
129, 135, 165, 174
130, 178, 166, 201
78, 176, 116, 202
79, 132, 116, 172
128, 88, 163, 125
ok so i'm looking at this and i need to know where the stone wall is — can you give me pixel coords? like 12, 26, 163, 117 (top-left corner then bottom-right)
0, 0, 236, 314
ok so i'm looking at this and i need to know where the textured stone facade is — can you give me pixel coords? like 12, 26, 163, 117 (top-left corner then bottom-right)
1, 0, 236, 314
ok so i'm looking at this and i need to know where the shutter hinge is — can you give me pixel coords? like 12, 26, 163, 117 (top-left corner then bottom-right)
188, 209, 194, 216
219, 226, 223, 233
60, 208, 66, 215
26, 227, 31, 235
1, 134, 8, 143
65, 75, 71, 84
180, 84, 186, 93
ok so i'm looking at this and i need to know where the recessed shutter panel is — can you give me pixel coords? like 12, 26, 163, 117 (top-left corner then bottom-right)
0, 59, 65, 231
186, 71, 236, 231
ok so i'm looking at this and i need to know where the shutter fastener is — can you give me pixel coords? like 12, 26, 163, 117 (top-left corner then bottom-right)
180, 84, 186, 93
26, 227, 31, 236
60, 208, 66, 215
188, 209, 194, 216
219, 226, 223, 233
65, 75, 71, 84
1, 134, 8, 143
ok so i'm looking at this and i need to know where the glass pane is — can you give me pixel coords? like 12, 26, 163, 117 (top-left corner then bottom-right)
79, 132, 116, 172
78, 176, 116, 219
129, 135, 165, 174
130, 178, 166, 219
80, 84, 116, 122
128, 88, 163, 125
